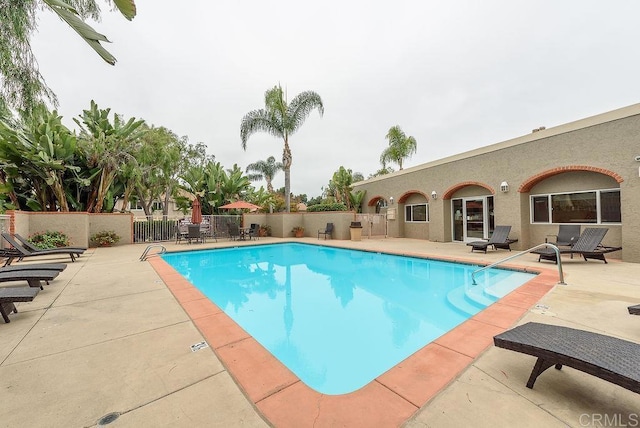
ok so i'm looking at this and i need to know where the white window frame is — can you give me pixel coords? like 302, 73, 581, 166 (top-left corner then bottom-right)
405, 203, 429, 223
529, 188, 621, 224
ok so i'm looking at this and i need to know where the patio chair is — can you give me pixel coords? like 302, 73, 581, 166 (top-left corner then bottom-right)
186, 224, 203, 244
247, 224, 260, 240
628, 304, 640, 315
466, 225, 517, 253
318, 223, 334, 240
176, 222, 189, 244
228, 223, 241, 241
533, 227, 621, 264
546, 224, 581, 248
1, 233, 83, 265
0, 269, 60, 290
0, 286, 39, 323
493, 322, 640, 394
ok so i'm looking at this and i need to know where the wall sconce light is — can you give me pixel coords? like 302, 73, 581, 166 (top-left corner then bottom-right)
431, 190, 437, 200
389, 196, 394, 205
500, 181, 509, 193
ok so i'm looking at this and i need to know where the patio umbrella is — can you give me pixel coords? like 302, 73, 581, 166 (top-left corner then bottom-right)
191, 197, 202, 224
219, 201, 261, 211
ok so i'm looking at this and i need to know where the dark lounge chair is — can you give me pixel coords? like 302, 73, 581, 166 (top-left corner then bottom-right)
494, 322, 640, 394
318, 223, 334, 240
0, 287, 39, 323
0, 269, 60, 290
14, 233, 86, 253
1, 233, 83, 265
467, 225, 517, 253
1, 263, 67, 273
533, 227, 622, 264
629, 305, 640, 315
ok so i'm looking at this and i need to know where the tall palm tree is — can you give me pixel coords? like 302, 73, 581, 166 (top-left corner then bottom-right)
245, 156, 283, 193
380, 125, 417, 170
240, 85, 324, 212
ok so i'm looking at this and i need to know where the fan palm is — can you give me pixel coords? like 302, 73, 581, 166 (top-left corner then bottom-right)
380, 125, 417, 170
240, 85, 323, 212
246, 156, 283, 193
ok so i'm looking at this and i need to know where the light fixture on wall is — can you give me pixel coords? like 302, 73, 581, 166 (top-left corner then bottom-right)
431, 190, 437, 200
500, 181, 509, 193
389, 196, 394, 205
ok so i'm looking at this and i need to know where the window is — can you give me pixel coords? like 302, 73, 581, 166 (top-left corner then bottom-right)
129, 200, 163, 211
405, 203, 428, 222
531, 189, 620, 224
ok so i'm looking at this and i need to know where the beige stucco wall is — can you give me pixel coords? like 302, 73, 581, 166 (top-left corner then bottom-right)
353, 104, 640, 262
7, 211, 133, 247
244, 212, 356, 240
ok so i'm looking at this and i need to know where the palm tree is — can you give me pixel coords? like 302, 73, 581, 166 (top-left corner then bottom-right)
240, 85, 324, 212
246, 156, 283, 193
1, 0, 137, 112
380, 125, 417, 170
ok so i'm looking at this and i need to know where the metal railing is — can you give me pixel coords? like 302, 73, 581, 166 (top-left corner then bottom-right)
471, 243, 565, 285
132, 215, 242, 243
140, 244, 166, 261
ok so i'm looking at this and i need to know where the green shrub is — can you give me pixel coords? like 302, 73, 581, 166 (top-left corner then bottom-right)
306, 203, 348, 212
29, 231, 70, 249
91, 230, 121, 246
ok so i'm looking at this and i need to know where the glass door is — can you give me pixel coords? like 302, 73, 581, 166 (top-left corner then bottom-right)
452, 196, 494, 242
465, 199, 484, 240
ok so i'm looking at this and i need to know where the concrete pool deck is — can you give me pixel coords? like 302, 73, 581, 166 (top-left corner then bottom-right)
0, 237, 638, 427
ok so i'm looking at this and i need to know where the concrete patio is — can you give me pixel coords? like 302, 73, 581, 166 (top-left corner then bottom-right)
0, 237, 638, 427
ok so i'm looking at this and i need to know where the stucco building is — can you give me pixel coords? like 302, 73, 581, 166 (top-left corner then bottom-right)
353, 103, 640, 262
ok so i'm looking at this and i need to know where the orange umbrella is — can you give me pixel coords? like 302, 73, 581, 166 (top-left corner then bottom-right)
219, 201, 261, 211
191, 198, 202, 224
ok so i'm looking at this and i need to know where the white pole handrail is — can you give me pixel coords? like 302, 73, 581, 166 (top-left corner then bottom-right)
471, 243, 565, 285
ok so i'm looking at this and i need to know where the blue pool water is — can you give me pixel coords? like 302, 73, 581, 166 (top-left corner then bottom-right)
162, 243, 535, 395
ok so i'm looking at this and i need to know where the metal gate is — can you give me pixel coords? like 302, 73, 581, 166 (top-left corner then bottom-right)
355, 214, 387, 238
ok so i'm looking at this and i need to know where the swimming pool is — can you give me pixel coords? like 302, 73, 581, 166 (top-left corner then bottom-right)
162, 243, 536, 395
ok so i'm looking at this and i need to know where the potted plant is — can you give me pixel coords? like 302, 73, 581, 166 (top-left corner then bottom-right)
91, 230, 121, 247
259, 224, 272, 237
291, 226, 304, 238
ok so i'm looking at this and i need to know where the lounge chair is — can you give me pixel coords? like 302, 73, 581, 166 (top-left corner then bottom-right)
0, 269, 60, 290
0, 286, 39, 323
493, 322, 640, 394
629, 304, 640, 315
466, 225, 517, 253
1, 263, 67, 273
14, 233, 86, 253
533, 227, 621, 264
318, 223, 334, 240
1, 233, 83, 265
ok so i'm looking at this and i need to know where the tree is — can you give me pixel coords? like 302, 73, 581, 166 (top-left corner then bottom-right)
1, 0, 137, 113
74, 100, 145, 213
246, 156, 283, 193
380, 125, 417, 170
240, 84, 323, 212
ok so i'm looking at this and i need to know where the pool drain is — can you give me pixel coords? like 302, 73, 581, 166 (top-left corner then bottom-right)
97, 412, 120, 425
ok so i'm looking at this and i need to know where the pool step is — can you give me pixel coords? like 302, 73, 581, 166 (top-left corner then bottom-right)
446, 286, 485, 316
465, 284, 497, 307
484, 278, 521, 299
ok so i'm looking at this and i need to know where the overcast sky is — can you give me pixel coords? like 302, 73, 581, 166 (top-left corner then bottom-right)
31, 0, 640, 197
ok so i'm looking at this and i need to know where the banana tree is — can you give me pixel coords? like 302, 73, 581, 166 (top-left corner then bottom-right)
75, 100, 145, 212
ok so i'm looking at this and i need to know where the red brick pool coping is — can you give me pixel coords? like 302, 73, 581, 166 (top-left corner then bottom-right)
148, 247, 557, 427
